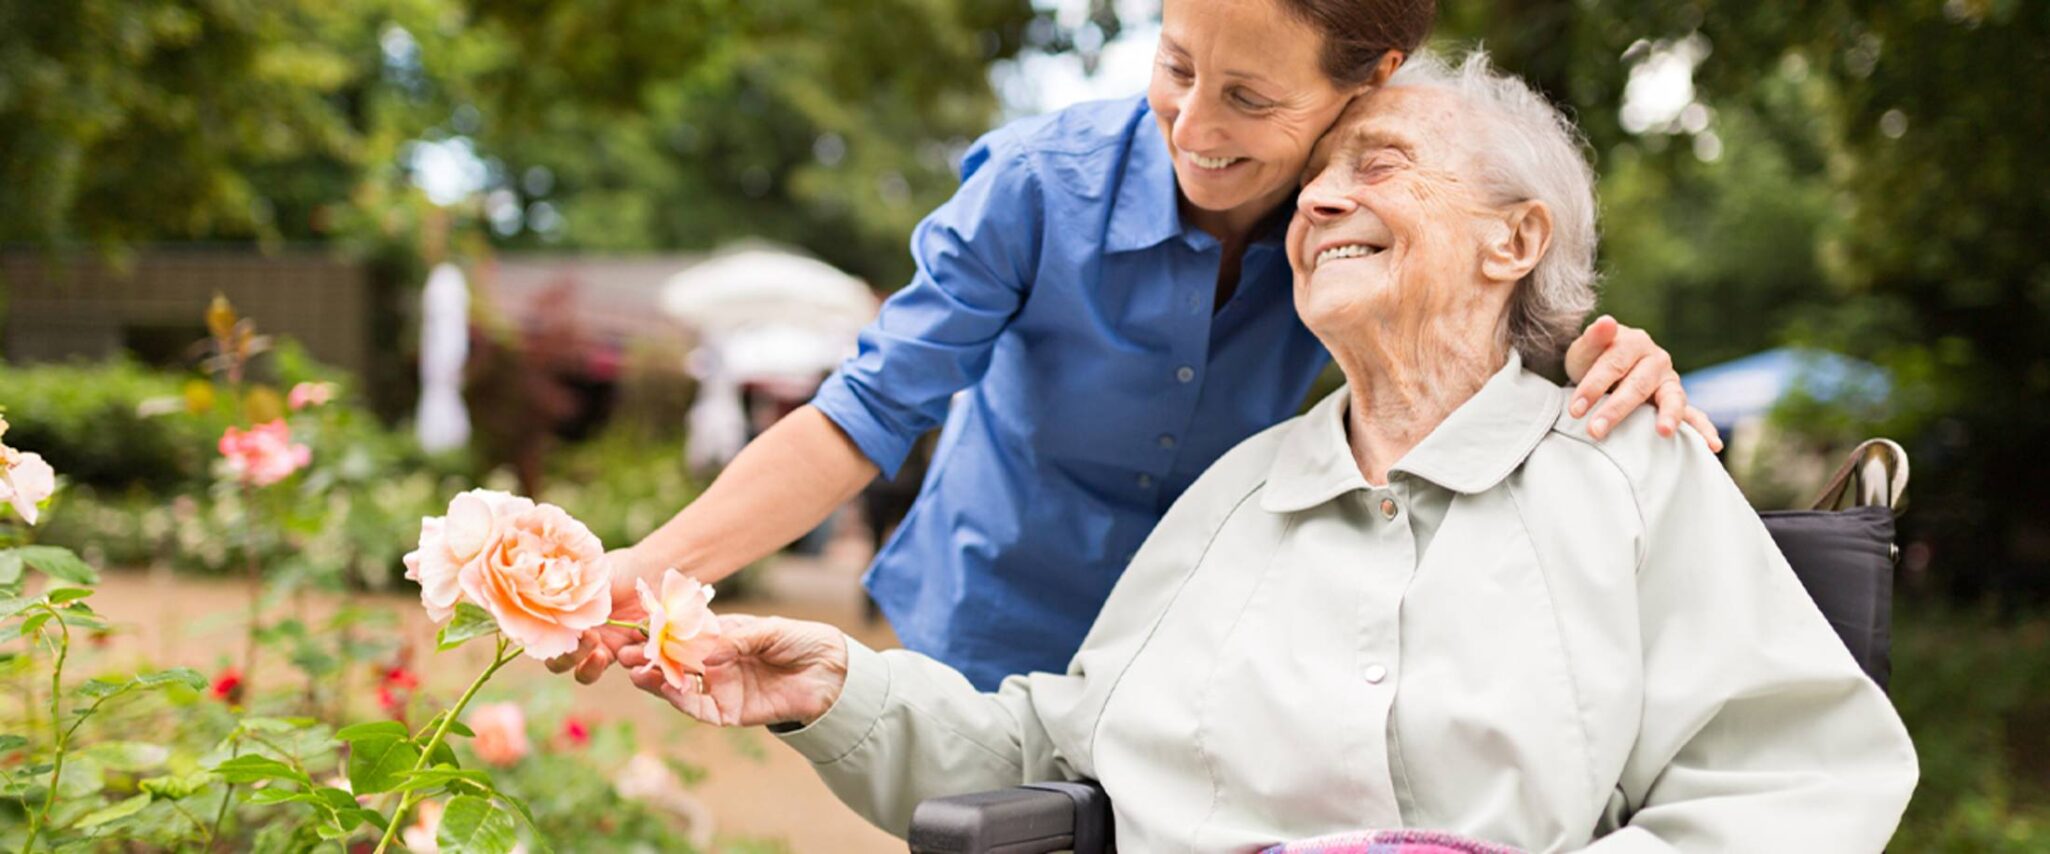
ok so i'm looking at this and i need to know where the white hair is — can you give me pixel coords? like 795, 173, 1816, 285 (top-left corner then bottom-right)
1385, 49, 1600, 372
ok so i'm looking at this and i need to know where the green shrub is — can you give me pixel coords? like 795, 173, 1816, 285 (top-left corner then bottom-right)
0, 357, 232, 491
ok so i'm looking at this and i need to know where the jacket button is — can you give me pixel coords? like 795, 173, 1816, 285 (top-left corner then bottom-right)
1380, 498, 1398, 520
1363, 664, 1389, 684
1176, 366, 1196, 383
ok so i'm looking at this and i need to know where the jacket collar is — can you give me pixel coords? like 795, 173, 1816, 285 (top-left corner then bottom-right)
1259, 351, 1566, 513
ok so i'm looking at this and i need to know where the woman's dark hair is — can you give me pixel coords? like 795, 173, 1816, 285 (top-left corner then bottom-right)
1275, 0, 1437, 88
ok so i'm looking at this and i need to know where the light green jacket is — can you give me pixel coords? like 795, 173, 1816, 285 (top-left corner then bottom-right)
778, 355, 1918, 852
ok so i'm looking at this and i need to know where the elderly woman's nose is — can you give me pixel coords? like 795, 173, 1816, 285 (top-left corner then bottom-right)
1297, 172, 1357, 222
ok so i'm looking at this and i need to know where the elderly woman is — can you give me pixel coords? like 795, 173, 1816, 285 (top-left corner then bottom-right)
622, 53, 1918, 852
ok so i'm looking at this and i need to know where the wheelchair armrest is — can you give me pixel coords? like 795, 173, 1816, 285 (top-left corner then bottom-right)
907, 780, 1114, 854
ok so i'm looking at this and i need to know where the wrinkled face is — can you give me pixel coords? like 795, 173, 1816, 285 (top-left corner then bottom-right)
1148, 0, 1356, 217
1286, 87, 1503, 344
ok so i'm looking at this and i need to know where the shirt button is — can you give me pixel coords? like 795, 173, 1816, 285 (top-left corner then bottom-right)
1176, 366, 1196, 383
1380, 498, 1398, 520
1158, 434, 1177, 449
1137, 473, 1154, 489
1363, 664, 1389, 684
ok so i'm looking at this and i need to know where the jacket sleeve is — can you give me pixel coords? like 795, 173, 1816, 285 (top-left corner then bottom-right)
808, 132, 1044, 478
772, 638, 1085, 837
1586, 423, 1919, 852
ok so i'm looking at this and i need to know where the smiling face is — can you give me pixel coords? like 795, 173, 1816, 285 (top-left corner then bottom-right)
1148, 0, 1361, 224
1286, 86, 1516, 352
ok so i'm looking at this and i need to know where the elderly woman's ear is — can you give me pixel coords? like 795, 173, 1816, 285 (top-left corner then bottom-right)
1478, 200, 1554, 285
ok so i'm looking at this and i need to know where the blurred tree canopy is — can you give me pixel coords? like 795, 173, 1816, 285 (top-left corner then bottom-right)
3, 0, 2047, 596
0, 0, 1042, 284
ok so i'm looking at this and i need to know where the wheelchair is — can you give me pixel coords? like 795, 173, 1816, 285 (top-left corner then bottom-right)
905, 439, 1912, 854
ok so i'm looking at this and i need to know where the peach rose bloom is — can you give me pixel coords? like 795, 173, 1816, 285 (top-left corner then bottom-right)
466, 702, 531, 767
637, 569, 721, 690
462, 501, 612, 660
217, 420, 310, 487
405, 490, 536, 622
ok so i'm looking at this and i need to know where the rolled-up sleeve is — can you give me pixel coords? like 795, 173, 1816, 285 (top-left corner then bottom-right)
1592, 428, 1919, 851
810, 134, 1044, 478
774, 637, 1083, 837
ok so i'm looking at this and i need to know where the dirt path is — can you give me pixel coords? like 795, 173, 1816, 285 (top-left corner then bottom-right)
82, 540, 904, 853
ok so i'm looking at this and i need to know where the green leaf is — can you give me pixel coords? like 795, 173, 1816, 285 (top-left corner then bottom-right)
436, 795, 519, 854
58, 611, 107, 631
333, 721, 408, 743
238, 716, 318, 734
345, 734, 419, 795
19, 611, 51, 637
16, 546, 97, 585
417, 711, 477, 739
246, 787, 312, 805
389, 767, 494, 795
76, 668, 208, 699
45, 587, 91, 604
85, 741, 170, 772
437, 603, 499, 651
492, 790, 542, 845
0, 596, 41, 619
138, 770, 219, 800
0, 551, 22, 585
0, 734, 25, 753
51, 755, 104, 799
73, 793, 151, 828
211, 754, 309, 786
429, 739, 459, 770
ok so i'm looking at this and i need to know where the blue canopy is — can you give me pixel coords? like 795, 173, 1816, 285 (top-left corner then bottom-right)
1678, 347, 1891, 434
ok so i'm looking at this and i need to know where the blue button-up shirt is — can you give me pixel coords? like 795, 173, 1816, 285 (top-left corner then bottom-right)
811, 95, 1330, 689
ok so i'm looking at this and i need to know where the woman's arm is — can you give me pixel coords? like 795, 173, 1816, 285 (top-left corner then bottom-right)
622, 616, 1083, 837
1588, 417, 1916, 851
621, 406, 876, 585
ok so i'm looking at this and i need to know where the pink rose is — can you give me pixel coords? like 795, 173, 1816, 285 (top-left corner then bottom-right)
636, 570, 721, 690
217, 420, 310, 487
404, 490, 536, 622
466, 702, 531, 767
404, 490, 613, 660
0, 415, 57, 526
287, 381, 336, 410
0, 449, 56, 527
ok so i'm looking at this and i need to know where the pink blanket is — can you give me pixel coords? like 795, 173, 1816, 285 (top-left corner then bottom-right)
1260, 829, 1524, 854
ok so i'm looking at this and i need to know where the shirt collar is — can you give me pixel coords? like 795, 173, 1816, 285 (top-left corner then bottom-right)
1259, 351, 1566, 513
1105, 114, 1188, 254
1106, 101, 1298, 254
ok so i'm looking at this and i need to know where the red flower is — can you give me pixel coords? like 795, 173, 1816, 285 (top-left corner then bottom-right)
377, 665, 420, 718
560, 715, 591, 749
211, 668, 244, 703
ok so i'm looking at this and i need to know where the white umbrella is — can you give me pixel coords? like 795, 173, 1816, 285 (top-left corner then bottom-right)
658, 246, 878, 335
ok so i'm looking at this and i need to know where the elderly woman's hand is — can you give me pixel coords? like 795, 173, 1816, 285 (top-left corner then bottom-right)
621, 614, 850, 728
1563, 315, 1724, 452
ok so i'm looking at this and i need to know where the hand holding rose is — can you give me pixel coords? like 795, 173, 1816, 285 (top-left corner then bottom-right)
620, 612, 849, 729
